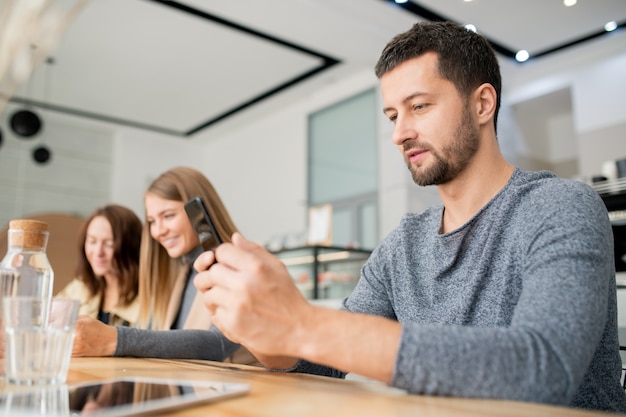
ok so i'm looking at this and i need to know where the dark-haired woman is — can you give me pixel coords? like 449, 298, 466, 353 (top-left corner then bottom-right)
57, 204, 142, 326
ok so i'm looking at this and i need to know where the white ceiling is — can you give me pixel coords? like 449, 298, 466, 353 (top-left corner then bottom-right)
6, 0, 626, 139
415, 0, 626, 56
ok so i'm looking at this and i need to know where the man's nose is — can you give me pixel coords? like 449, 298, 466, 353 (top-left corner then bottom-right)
391, 115, 417, 146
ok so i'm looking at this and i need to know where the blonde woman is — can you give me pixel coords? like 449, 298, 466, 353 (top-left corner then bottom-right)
72, 167, 252, 364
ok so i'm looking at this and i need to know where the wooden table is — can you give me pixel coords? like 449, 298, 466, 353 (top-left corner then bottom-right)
1, 357, 621, 416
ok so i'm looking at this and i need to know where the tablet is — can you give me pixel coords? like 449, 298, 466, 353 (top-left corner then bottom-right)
1, 376, 250, 416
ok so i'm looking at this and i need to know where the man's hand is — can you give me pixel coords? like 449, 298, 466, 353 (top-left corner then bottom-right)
194, 233, 401, 381
72, 315, 118, 357
193, 232, 313, 359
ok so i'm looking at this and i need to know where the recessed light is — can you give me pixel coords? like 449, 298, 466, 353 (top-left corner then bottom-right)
394, 0, 408, 4
464, 24, 477, 33
515, 50, 530, 63
605, 21, 618, 32
563, 0, 577, 6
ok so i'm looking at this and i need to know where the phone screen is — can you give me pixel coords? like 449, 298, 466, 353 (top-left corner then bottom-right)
184, 196, 222, 251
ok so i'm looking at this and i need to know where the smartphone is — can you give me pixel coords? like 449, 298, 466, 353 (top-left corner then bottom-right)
184, 196, 222, 252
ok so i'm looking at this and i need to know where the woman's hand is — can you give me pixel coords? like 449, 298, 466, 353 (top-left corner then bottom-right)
72, 315, 118, 357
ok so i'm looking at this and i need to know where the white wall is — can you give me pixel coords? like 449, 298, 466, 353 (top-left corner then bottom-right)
574, 52, 626, 177
184, 105, 308, 244
506, 32, 626, 178
110, 128, 206, 220
547, 113, 578, 163
0, 107, 113, 228
573, 53, 626, 134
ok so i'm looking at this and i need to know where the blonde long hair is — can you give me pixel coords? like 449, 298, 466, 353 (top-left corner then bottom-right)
136, 166, 238, 329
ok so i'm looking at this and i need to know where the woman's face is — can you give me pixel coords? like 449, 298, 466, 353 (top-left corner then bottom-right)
145, 193, 199, 258
84, 216, 116, 277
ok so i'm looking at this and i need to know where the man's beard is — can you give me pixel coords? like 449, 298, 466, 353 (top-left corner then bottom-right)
405, 106, 479, 186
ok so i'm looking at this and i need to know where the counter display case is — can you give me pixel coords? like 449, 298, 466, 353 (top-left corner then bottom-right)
272, 246, 371, 301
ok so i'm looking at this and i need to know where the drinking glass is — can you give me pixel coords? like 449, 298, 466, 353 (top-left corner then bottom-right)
0, 384, 70, 416
3, 297, 79, 385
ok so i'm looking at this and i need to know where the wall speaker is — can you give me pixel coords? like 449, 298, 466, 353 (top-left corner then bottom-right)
32, 145, 52, 164
10, 109, 43, 138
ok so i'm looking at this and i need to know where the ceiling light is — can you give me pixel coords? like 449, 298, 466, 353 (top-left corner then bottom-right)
563, 0, 577, 6
464, 24, 477, 33
515, 50, 530, 63
605, 21, 618, 32
394, 0, 408, 4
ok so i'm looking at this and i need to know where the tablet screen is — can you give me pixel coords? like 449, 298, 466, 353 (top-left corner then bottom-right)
1, 377, 250, 416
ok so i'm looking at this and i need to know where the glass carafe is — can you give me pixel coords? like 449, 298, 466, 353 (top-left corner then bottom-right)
1, 219, 54, 301
0, 219, 55, 378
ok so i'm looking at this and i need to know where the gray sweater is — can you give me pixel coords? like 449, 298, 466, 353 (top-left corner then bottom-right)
294, 169, 626, 412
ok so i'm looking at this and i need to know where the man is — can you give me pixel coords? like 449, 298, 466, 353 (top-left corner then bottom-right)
194, 21, 626, 411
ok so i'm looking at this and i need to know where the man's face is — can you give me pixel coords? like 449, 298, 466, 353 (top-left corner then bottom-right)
381, 52, 479, 186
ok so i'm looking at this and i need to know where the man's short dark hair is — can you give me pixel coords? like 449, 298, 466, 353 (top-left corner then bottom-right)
375, 21, 502, 131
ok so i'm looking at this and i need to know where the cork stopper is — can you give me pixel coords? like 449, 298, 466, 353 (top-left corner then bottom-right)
8, 219, 49, 250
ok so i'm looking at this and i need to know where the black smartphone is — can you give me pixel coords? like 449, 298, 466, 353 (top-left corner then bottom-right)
184, 196, 222, 252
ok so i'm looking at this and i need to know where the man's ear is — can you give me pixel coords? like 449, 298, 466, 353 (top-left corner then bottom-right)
474, 83, 497, 126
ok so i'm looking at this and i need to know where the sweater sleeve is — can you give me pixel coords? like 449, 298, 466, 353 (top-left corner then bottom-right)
114, 325, 240, 360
